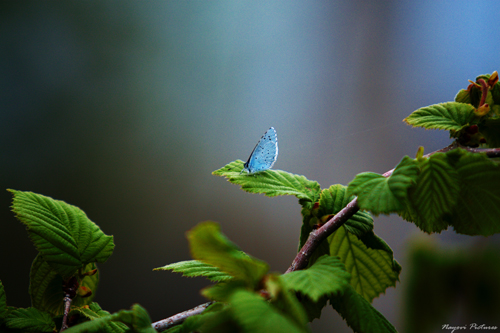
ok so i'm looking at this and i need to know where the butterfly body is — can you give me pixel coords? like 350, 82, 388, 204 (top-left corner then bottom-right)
242, 127, 278, 174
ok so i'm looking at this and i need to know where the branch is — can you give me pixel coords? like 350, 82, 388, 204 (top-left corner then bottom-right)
151, 142, 500, 331
152, 302, 213, 332
60, 277, 78, 332
285, 143, 500, 273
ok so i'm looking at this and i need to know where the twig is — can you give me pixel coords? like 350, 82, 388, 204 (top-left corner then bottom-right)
152, 302, 213, 332
152, 143, 500, 330
60, 277, 78, 332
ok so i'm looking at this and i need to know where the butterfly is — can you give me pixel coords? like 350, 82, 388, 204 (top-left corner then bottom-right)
241, 127, 278, 174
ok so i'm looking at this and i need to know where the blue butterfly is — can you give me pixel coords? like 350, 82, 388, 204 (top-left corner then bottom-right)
241, 127, 278, 174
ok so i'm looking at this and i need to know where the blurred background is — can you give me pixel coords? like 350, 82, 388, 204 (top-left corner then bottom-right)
1, 1, 500, 332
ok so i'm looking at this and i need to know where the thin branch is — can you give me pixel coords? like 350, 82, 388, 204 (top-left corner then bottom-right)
60, 277, 78, 332
152, 302, 213, 332
151, 142, 500, 331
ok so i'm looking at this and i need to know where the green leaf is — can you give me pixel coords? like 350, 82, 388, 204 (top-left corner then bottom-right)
328, 227, 401, 302
229, 290, 309, 333
9, 190, 114, 280
170, 303, 235, 333
298, 185, 372, 268
317, 185, 373, 237
348, 156, 419, 215
69, 302, 128, 332
401, 153, 460, 233
0, 280, 6, 322
455, 89, 471, 104
281, 255, 351, 302
265, 274, 309, 328
446, 150, 500, 235
64, 304, 154, 333
491, 81, 500, 105
5, 307, 55, 332
29, 254, 99, 316
202, 280, 248, 302
187, 222, 268, 286
403, 101, 476, 131
213, 160, 321, 201
155, 260, 234, 282
479, 117, 500, 148
331, 285, 397, 333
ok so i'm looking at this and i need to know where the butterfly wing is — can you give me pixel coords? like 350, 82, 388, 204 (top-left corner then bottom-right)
243, 127, 278, 174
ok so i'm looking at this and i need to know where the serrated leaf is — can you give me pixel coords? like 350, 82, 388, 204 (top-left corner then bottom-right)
0, 280, 6, 322
479, 117, 500, 148
331, 285, 397, 333
328, 227, 400, 302
317, 185, 373, 237
229, 290, 309, 333
9, 190, 114, 280
281, 255, 351, 302
69, 303, 128, 333
30, 254, 98, 316
155, 260, 233, 282
402, 153, 460, 233
187, 222, 268, 286
403, 102, 476, 131
447, 151, 500, 235
5, 307, 55, 332
348, 156, 419, 215
213, 160, 321, 201
64, 304, 154, 333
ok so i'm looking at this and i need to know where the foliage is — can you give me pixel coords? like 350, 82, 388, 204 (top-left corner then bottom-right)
0, 72, 499, 332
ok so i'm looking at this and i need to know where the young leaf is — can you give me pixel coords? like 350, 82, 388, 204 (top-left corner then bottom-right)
213, 160, 321, 202
401, 153, 460, 233
64, 304, 155, 333
9, 190, 114, 280
229, 290, 309, 333
29, 254, 98, 316
331, 285, 397, 333
0, 280, 6, 322
187, 222, 268, 286
281, 255, 351, 302
329, 227, 400, 302
5, 307, 56, 332
403, 101, 476, 131
69, 302, 128, 332
155, 260, 234, 282
348, 156, 419, 215
317, 185, 373, 237
447, 150, 500, 235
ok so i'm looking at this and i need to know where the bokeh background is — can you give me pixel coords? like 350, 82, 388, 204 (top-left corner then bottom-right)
1, 1, 500, 332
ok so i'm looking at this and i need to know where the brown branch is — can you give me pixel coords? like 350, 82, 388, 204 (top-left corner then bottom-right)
152, 302, 213, 332
151, 142, 500, 331
60, 277, 78, 332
